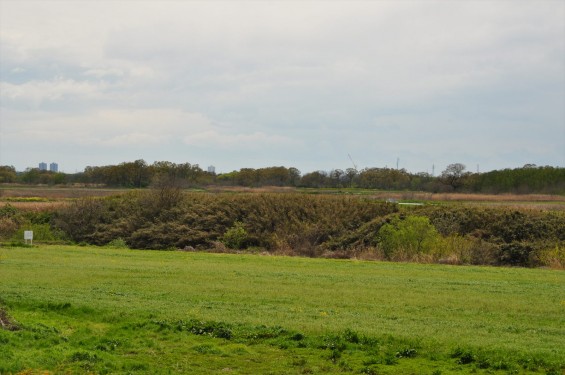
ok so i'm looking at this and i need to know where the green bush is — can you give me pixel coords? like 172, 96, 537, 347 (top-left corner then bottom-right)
221, 221, 248, 249
497, 242, 535, 267
377, 215, 440, 261
12, 223, 65, 243
105, 238, 128, 249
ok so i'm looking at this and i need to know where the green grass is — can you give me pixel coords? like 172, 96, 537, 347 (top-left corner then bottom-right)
0, 245, 564, 374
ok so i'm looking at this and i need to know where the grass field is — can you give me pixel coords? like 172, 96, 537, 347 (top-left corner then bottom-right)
0, 245, 563, 374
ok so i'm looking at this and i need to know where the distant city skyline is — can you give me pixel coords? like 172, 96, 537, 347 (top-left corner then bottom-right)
36, 162, 59, 173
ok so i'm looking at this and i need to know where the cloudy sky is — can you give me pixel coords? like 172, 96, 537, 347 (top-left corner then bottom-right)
1, 1, 564, 174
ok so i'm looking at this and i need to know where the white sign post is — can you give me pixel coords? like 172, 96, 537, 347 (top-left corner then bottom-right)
24, 231, 33, 245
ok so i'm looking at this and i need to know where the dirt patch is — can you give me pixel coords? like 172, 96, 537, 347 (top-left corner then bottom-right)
0, 307, 20, 331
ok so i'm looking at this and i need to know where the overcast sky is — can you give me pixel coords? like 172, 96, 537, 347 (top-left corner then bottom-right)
1, 1, 564, 174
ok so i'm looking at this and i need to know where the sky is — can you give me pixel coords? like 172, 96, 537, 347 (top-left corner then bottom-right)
1, 1, 564, 175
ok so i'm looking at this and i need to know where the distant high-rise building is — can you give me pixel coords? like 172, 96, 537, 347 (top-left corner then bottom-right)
49, 163, 58, 173
207, 165, 216, 174
39, 162, 47, 171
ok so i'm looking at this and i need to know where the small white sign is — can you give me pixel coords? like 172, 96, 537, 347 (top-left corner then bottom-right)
24, 230, 33, 244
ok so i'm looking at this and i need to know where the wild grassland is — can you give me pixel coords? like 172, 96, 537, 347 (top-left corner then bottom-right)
0, 245, 563, 374
0, 186, 126, 212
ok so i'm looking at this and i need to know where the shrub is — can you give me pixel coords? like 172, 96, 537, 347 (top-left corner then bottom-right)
0, 204, 22, 240
537, 244, 565, 269
221, 221, 248, 249
377, 215, 440, 261
497, 242, 535, 267
53, 197, 108, 243
106, 238, 128, 249
12, 223, 65, 243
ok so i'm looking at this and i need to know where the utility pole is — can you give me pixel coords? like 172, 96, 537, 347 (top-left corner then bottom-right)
348, 154, 358, 171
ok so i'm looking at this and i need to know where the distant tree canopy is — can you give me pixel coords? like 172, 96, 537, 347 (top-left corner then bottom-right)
0, 166, 17, 183
440, 163, 469, 190
1, 161, 564, 194
81, 160, 212, 188
471, 165, 565, 194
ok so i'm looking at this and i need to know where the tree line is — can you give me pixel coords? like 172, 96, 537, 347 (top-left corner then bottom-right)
1, 161, 564, 194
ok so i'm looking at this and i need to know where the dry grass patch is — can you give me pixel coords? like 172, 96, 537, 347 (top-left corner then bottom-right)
3, 201, 68, 212
0, 186, 126, 199
0, 308, 20, 331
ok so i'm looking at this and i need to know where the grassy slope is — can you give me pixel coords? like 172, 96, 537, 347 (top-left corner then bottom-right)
0, 246, 563, 374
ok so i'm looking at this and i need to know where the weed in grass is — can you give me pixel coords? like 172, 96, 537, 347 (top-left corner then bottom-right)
360, 364, 380, 374
383, 352, 399, 365
0, 307, 20, 331
94, 339, 122, 352
69, 350, 99, 363
451, 347, 476, 365
342, 328, 360, 344
192, 343, 224, 355
44, 302, 71, 311
396, 347, 418, 358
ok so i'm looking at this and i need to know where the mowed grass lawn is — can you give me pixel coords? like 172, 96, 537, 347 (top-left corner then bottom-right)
0, 246, 563, 374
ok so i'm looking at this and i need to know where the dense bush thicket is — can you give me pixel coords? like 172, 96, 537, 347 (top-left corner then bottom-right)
321, 205, 565, 268
2, 162, 564, 194
52, 192, 398, 254
1, 192, 563, 268
0, 192, 565, 268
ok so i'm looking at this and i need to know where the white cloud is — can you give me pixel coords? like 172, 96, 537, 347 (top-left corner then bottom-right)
1, 79, 107, 106
183, 130, 298, 149
1, 108, 214, 146
1, 1, 563, 172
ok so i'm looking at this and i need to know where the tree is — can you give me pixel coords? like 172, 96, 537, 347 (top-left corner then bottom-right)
288, 167, 301, 186
237, 168, 257, 187
20, 168, 41, 184
0, 166, 17, 183
300, 171, 329, 188
131, 159, 150, 188
345, 168, 357, 188
440, 163, 468, 190
330, 169, 344, 188
147, 173, 184, 213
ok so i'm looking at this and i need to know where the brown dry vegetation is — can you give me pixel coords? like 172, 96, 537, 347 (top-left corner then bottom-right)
0, 308, 20, 331
2, 185, 564, 212
206, 185, 297, 193
392, 191, 565, 202
2, 184, 563, 201
388, 192, 565, 211
2, 201, 68, 212
0, 185, 126, 199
